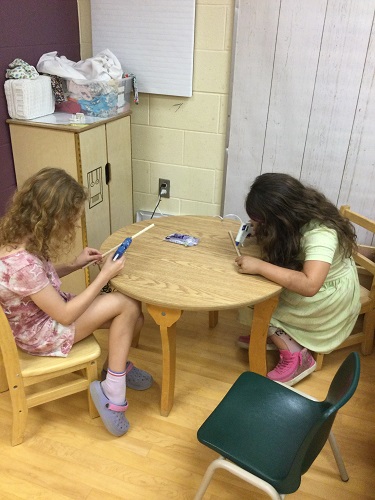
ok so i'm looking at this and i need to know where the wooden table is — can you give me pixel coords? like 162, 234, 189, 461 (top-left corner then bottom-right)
100, 216, 282, 416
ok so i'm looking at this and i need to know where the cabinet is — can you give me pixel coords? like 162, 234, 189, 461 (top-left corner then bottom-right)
7, 112, 133, 293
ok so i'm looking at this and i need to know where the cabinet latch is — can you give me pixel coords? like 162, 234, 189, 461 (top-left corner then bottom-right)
105, 163, 111, 184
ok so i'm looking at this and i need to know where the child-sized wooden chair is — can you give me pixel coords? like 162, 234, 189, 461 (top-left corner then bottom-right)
0, 307, 101, 445
315, 205, 375, 370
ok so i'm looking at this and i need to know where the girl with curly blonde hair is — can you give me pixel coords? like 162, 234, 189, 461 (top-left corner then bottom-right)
0, 168, 151, 436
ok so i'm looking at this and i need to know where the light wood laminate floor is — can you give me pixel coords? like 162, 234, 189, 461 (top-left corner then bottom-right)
0, 308, 374, 499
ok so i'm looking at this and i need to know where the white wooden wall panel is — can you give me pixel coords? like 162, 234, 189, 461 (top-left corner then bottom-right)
301, 0, 374, 204
338, 21, 375, 244
223, 0, 280, 217
262, 0, 326, 176
224, 0, 375, 245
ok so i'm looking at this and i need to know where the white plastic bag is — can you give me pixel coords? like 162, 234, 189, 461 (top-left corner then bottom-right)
36, 49, 123, 81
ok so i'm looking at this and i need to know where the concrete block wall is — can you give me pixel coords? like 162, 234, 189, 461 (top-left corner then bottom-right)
77, 0, 234, 219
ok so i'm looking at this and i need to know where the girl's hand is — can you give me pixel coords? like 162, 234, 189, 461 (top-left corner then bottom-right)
235, 255, 262, 275
99, 252, 126, 280
74, 247, 102, 269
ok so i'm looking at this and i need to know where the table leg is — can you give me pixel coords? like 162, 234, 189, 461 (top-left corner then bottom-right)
146, 304, 182, 416
249, 295, 279, 375
209, 310, 218, 328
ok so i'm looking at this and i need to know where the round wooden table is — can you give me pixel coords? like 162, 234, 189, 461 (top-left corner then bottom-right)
101, 216, 282, 416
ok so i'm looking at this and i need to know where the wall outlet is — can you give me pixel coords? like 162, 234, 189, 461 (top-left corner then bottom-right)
159, 178, 170, 198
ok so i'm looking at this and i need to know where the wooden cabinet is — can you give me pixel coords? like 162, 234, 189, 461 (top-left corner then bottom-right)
7, 112, 133, 293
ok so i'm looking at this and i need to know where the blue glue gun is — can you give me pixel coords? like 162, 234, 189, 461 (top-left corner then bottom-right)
235, 222, 253, 246
113, 237, 132, 261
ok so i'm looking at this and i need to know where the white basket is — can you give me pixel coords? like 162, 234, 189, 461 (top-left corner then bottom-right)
4, 75, 55, 120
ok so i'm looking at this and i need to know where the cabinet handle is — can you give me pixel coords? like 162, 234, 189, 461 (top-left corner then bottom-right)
105, 163, 111, 184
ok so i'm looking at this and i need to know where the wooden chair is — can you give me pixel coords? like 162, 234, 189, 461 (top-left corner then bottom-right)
315, 205, 375, 370
0, 307, 101, 445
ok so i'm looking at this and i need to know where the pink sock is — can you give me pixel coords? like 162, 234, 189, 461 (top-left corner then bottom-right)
273, 329, 303, 353
101, 368, 126, 405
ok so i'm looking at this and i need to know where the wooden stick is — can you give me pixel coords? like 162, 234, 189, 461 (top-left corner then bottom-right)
82, 223, 155, 269
228, 230, 241, 257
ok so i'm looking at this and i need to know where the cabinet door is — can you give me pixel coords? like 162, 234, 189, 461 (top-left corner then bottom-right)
78, 126, 111, 283
9, 125, 86, 294
106, 116, 133, 232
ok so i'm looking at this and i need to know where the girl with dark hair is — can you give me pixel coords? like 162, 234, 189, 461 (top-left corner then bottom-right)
235, 172, 360, 385
0, 168, 152, 436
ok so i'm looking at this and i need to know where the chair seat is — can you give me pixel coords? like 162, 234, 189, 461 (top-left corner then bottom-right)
18, 335, 101, 378
197, 371, 327, 494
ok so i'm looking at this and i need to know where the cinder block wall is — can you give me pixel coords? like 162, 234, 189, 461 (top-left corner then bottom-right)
77, 0, 234, 219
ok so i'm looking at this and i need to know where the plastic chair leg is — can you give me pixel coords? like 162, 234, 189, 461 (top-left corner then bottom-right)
328, 431, 349, 481
194, 456, 284, 500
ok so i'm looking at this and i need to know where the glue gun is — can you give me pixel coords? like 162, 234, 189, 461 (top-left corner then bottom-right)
113, 237, 132, 261
235, 222, 253, 246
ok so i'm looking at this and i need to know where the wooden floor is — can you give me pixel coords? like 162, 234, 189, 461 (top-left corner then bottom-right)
0, 307, 374, 499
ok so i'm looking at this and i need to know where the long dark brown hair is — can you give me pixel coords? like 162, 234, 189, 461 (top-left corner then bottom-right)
0, 167, 87, 260
245, 173, 357, 270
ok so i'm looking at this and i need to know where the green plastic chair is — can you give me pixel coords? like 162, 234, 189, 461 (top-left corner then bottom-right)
195, 352, 360, 499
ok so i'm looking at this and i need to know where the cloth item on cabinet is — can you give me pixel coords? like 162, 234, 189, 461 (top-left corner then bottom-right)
50, 75, 65, 103
6, 59, 39, 80
78, 93, 118, 117
36, 49, 123, 81
55, 100, 82, 114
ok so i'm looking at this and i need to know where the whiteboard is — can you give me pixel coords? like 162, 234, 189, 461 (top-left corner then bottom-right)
91, 0, 196, 97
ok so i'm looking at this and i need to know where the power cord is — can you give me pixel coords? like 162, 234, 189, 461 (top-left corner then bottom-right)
151, 182, 167, 219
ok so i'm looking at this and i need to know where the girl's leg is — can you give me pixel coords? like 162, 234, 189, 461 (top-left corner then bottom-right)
102, 313, 144, 372
74, 292, 142, 403
268, 327, 303, 352
267, 327, 316, 386
74, 292, 141, 365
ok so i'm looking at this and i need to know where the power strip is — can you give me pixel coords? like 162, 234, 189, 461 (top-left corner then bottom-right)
135, 210, 171, 222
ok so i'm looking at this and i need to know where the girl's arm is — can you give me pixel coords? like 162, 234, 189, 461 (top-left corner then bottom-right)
55, 247, 102, 277
235, 256, 330, 297
29, 253, 124, 325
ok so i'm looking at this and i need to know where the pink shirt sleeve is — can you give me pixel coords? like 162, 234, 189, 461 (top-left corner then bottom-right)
8, 259, 50, 297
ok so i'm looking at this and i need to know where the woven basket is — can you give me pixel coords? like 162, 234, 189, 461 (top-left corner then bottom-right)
4, 75, 55, 119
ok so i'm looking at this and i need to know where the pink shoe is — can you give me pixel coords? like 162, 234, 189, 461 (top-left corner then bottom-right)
267, 348, 316, 386
237, 334, 277, 350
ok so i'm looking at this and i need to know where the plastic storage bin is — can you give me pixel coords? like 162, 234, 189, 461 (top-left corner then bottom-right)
4, 75, 55, 120
64, 76, 133, 118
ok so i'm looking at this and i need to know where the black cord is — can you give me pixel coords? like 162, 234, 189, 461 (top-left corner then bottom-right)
150, 194, 162, 219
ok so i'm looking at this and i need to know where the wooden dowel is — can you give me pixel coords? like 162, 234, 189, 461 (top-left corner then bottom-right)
82, 223, 155, 269
131, 223, 156, 240
228, 230, 241, 257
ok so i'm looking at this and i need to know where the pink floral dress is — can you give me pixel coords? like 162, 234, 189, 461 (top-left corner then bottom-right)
0, 250, 75, 357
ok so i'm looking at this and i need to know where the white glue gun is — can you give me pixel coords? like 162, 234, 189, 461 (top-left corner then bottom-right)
235, 222, 253, 246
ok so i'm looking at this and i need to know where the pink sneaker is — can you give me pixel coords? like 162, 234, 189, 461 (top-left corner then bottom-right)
267, 348, 316, 386
237, 334, 277, 350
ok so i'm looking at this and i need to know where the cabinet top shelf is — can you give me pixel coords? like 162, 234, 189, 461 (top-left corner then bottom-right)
6, 110, 131, 133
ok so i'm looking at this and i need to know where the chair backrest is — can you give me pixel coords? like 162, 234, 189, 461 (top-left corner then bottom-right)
340, 205, 375, 298
297, 352, 360, 478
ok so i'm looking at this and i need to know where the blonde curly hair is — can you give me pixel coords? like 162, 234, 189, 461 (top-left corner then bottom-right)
0, 167, 87, 260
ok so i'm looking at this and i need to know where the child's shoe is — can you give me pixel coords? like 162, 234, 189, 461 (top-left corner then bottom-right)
266, 348, 316, 386
90, 381, 129, 436
237, 334, 277, 350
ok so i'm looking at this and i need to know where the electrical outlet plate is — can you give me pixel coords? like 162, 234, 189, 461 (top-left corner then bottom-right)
159, 178, 170, 198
